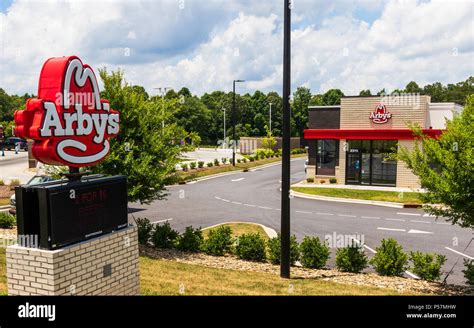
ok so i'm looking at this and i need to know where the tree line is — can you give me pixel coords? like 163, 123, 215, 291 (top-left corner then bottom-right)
1, 76, 472, 144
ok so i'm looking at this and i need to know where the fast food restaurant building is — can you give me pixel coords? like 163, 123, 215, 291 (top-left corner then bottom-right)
304, 95, 462, 189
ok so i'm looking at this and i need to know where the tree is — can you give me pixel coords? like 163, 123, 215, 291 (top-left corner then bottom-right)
322, 88, 344, 105
291, 86, 312, 137
405, 81, 422, 94
91, 69, 199, 204
359, 89, 372, 96
398, 94, 474, 228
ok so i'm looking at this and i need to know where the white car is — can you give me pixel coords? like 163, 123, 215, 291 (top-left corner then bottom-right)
9, 175, 55, 215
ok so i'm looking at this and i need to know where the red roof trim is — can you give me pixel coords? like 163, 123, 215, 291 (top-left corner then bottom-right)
304, 129, 443, 140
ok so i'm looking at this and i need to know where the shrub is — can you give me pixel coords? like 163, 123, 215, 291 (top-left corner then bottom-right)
189, 162, 197, 170
275, 149, 282, 157
299, 236, 330, 269
176, 226, 203, 252
254, 148, 274, 159
320, 180, 326, 184
221, 157, 227, 164
197, 161, 204, 168
207, 162, 213, 167
180, 163, 188, 171
151, 222, 179, 248
0, 212, 16, 229
409, 251, 446, 281
237, 158, 241, 163
291, 148, 306, 155
201, 225, 234, 256
462, 259, 474, 285
235, 233, 267, 262
0, 179, 4, 186
249, 156, 255, 162
213, 158, 220, 166
134, 217, 154, 245
329, 178, 337, 184
336, 243, 368, 273
370, 238, 408, 276
306, 178, 314, 183
242, 158, 247, 163
267, 233, 300, 265
10, 179, 20, 186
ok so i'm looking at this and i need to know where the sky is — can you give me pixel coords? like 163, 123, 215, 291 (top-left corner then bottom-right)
0, 0, 473, 97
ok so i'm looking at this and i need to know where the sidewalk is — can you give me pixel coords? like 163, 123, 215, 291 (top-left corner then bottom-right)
292, 180, 425, 193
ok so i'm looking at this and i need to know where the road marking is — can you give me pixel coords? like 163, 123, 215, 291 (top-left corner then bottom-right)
349, 237, 376, 254
221, 199, 230, 202
296, 210, 312, 214
274, 208, 281, 211
410, 220, 431, 224
385, 218, 405, 222
407, 229, 433, 234
361, 216, 380, 220
397, 212, 421, 216
258, 206, 272, 210
377, 227, 406, 232
423, 213, 436, 217
232, 201, 242, 205
435, 222, 450, 225
405, 271, 420, 279
214, 196, 221, 200
445, 247, 474, 260
243, 203, 256, 207
315, 212, 333, 216
152, 218, 173, 224
231, 178, 245, 182
337, 214, 357, 218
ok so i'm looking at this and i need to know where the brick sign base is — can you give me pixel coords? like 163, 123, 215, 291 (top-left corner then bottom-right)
6, 226, 139, 295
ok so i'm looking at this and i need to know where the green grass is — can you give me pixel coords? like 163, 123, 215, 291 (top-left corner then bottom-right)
202, 223, 269, 240
139, 257, 403, 295
291, 187, 422, 204
178, 154, 306, 182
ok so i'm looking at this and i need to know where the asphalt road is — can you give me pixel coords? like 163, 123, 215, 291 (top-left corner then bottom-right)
130, 158, 473, 285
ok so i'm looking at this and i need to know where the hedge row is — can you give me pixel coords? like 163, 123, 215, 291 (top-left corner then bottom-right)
135, 218, 470, 284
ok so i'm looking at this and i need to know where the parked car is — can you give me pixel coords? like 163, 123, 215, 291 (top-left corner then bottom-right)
9, 175, 55, 215
1, 137, 28, 151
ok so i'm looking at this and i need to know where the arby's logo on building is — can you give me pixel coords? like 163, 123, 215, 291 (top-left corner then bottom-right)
369, 104, 392, 124
14, 56, 119, 167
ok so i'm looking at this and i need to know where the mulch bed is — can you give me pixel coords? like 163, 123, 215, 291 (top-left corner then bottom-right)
0, 186, 14, 199
139, 245, 473, 296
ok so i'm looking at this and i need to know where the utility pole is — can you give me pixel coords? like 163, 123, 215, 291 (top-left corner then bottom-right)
154, 87, 172, 130
280, 0, 291, 279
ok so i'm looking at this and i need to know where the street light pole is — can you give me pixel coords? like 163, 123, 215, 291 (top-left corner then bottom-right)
232, 79, 245, 166
280, 0, 291, 279
269, 102, 273, 134
222, 107, 226, 148
154, 86, 172, 131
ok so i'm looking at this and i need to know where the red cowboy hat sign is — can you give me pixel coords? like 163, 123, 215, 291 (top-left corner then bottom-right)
369, 104, 392, 124
14, 56, 119, 167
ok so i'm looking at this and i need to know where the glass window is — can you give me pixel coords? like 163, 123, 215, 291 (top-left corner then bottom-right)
317, 140, 337, 175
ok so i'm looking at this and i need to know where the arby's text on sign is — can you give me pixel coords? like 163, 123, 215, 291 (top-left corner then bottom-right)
14, 56, 120, 167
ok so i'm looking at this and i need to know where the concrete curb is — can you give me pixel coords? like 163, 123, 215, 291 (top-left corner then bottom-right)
290, 189, 422, 209
202, 221, 278, 239
0, 205, 10, 210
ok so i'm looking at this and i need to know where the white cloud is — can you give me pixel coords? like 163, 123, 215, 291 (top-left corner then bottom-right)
0, 0, 473, 97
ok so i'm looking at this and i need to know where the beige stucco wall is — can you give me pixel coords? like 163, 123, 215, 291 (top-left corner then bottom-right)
396, 140, 421, 189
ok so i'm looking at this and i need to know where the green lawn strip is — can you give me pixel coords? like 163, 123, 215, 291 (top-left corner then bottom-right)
178, 154, 306, 182
202, 223, 269, 240
139, 257, 402, 295
291, 187, 422, 204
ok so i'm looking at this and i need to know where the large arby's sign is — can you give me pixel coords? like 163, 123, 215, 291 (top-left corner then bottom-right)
14, 56, 119, 166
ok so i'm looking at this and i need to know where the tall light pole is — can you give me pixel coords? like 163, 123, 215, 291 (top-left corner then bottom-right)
280, 0, 291, 279
269, 102, 273, 134
232, 79, 245, 166
154, 86, 172, 130
222, 107, 226, 148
